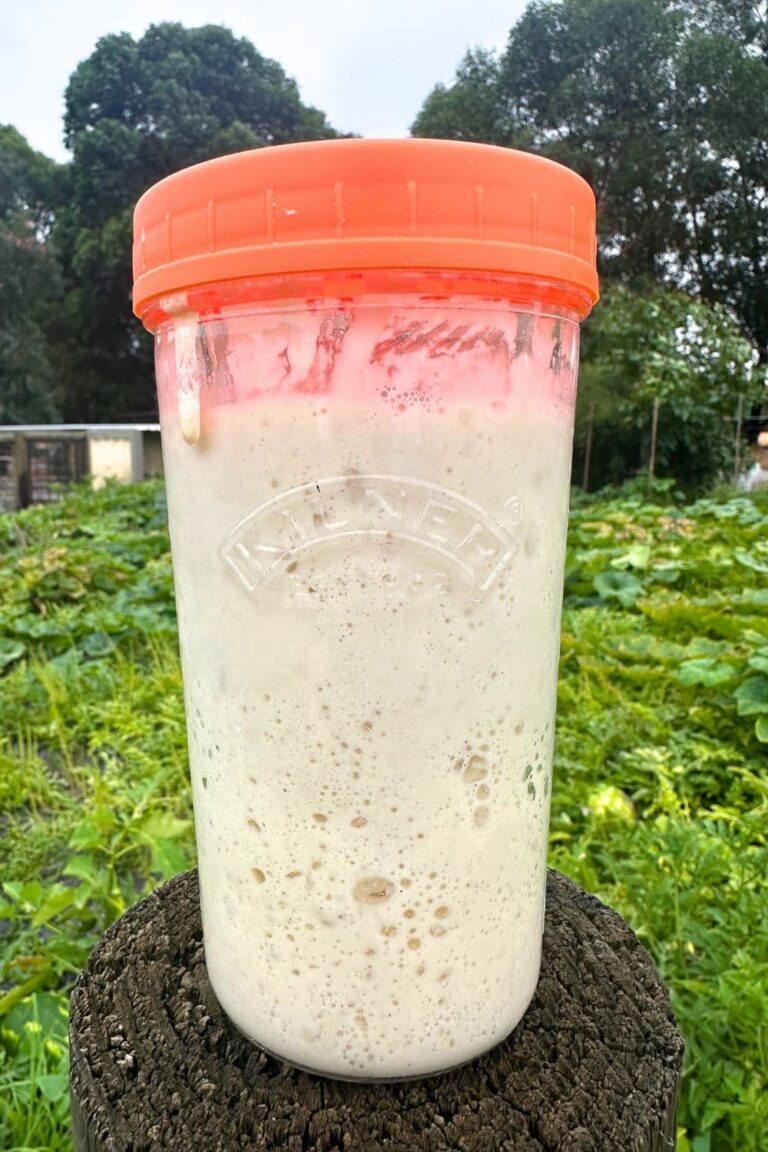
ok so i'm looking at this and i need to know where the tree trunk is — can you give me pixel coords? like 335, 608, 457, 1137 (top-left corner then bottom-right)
69, 869, 683, 1151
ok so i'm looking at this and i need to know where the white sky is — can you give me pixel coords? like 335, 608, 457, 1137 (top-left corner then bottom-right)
0, 0, 526, 162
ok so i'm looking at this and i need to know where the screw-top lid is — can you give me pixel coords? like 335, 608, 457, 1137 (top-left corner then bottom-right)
133, 138, 598, 319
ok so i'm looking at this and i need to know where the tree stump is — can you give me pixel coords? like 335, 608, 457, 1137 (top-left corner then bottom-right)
69, 869, 683, 1151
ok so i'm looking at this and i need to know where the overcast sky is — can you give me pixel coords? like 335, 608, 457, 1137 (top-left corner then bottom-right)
1, 0, 527, 161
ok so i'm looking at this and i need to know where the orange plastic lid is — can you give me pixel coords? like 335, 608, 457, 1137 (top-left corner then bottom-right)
133, 139, 598, 319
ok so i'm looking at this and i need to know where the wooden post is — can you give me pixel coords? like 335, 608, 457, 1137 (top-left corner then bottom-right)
69, 869, 683, 1152
733, 394, 745, 484
582, 401, 595, 493
12, 433, 28, 510
648, 396, 660, 492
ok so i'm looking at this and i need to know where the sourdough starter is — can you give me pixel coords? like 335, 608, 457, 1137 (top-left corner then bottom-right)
156, 296, 577, 1078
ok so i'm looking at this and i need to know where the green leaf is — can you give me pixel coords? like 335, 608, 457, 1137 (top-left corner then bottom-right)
0, 638, 26, 669
588, 785, 636, 822
593, 569, 644, 607
746, 652, 768, 675
81, 630, 113, 657
734, 676, 768, 716
149, 836, 189, 878
45, 938, 92, 968
687, 638, 731, 657
2, 991, 63, 1039
3, 880, 43, 908
677, 659, 735, 687
650, 564, 682, 584
10, 614, 67, 639
36, 1072, 69, 1101
734, 550, 768, 574
140, 813, 192, 841
611, 543, 651, 570
740, 589, 768, 608
31, 887, 78, 927
69, 816, 113, 849
755, 716, 768, 743
62, 854, 98, 882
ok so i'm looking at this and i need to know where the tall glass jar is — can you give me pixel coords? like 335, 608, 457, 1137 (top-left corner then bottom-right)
133, 140, 598, 1080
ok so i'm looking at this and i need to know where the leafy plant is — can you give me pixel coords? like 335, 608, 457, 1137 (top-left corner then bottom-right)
576, 286, 761, 491
413, 0, 768, 367
0, 478, 766, 1150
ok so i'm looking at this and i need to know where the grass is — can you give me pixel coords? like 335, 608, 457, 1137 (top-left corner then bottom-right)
0, 478, 766, 1151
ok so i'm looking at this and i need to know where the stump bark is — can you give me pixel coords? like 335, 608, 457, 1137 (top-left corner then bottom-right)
69, 869, 683, 1152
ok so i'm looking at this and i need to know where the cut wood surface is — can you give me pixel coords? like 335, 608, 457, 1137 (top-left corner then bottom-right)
69, 869, 683, 1151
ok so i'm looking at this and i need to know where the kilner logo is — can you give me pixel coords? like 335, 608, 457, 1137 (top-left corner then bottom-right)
220, 475, 524, 597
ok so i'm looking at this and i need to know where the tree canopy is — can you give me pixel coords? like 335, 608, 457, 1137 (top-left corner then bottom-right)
52, 23, 339, 422
413, 0, 768, 364
0, 126, 63, 423
576, 285, 761, 490
2, 9, 765, 490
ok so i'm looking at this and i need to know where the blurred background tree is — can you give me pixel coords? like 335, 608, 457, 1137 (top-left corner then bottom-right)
576, 286, 760, 490
0, 126, 64, 423
413, 0, 767, 355
2, 4, 765, 489
50, 22, 338, 422
413, 0, 767, 488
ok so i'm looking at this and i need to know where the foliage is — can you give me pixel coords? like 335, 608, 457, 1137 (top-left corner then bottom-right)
559, 483, 768, 1150
575, 285, 762, 490
412, 0, 768, 363
403, 49, 506, 144
0, 480, 766, 1149
0, 481, 191, 1149
0, 127, 63, 423
50, 23, 339, 422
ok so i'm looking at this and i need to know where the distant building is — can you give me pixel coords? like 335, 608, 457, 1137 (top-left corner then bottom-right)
739, 431, 768, 493
0, 425, 163, 513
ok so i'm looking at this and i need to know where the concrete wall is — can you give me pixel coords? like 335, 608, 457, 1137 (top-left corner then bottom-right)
89, 436, 138, 488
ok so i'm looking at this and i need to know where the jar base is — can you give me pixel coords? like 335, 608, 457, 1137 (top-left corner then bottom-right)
224, 1011, 523, 1084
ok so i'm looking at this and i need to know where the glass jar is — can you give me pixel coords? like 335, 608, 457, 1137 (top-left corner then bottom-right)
133, 140, 598, 1080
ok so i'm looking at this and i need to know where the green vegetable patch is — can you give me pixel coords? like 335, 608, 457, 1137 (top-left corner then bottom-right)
0, 479, 766, 1151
